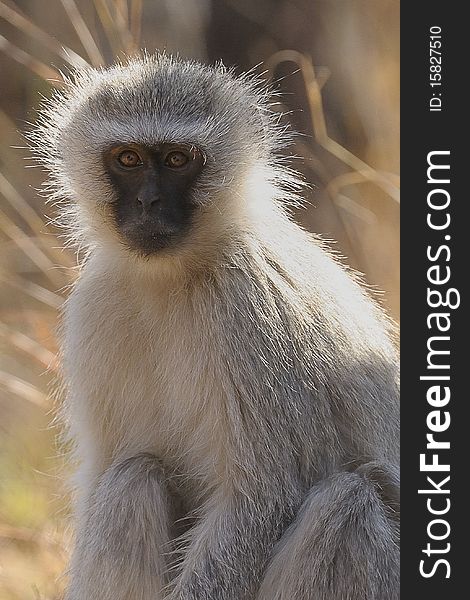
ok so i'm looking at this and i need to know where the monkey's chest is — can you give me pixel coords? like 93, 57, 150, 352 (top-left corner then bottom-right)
67, 298, 226, 494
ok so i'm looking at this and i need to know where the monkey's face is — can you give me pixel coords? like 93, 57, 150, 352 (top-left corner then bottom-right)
102, 142, 206, 254
36, 55, 288, 260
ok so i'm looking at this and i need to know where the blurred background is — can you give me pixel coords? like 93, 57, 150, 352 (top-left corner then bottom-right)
0, 1, 399, 598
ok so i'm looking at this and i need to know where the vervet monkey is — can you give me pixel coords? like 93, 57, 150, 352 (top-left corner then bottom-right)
33, 54, 399, 600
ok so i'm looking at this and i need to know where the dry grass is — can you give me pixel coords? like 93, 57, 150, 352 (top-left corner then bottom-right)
0, 1, 399, 598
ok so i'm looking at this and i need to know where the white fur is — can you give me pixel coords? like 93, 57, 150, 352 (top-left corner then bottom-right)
32, 54, 399, 600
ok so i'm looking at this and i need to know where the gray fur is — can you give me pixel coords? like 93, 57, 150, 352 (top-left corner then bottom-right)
258, 467, 399, 600
32, 54, 399, 599
67, 455, 173, 600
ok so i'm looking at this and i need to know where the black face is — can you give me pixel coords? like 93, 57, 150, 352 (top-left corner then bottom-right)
103, 142, 205, 254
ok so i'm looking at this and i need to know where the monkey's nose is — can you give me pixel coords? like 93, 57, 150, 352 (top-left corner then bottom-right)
136, 196, 160, 213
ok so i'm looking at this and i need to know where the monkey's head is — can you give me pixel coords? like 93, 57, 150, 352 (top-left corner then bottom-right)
33, 54, 298, 265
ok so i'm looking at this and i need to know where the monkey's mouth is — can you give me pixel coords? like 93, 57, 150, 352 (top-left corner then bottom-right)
118, 218, 188, 254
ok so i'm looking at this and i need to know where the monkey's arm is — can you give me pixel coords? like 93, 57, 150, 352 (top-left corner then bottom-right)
66, 454, 173, 600
258, 462, 400, 600
168, 482, 299, 600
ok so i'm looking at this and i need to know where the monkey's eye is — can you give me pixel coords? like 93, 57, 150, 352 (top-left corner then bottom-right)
117, 149, 142, 168
165, 150, 189, 169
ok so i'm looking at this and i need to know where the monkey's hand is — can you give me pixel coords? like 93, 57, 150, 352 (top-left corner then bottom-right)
166, 484, 298, 600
